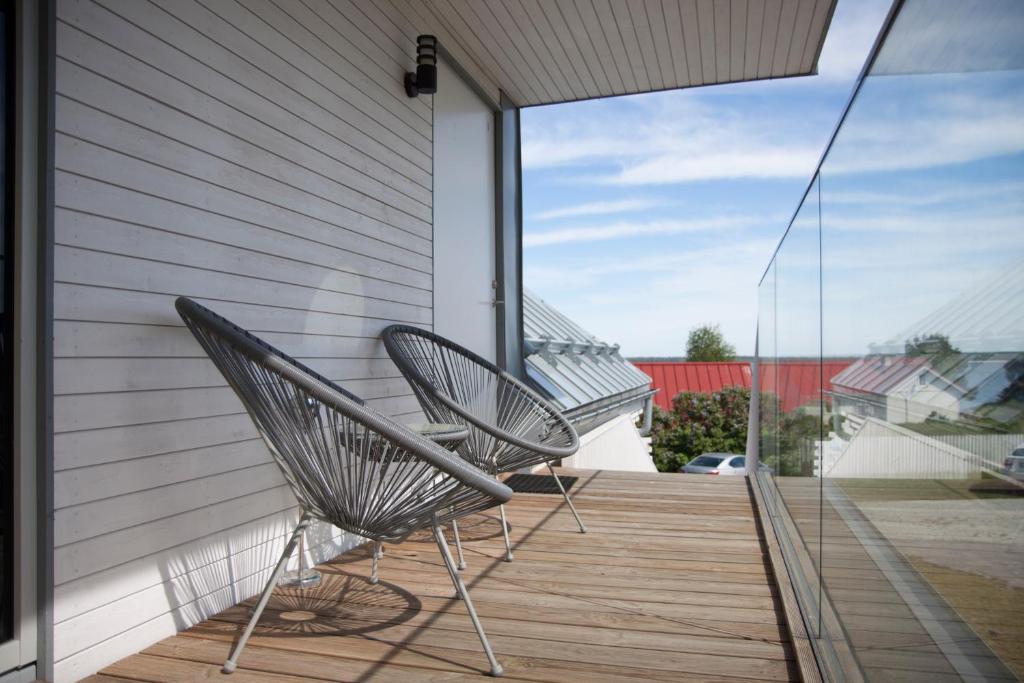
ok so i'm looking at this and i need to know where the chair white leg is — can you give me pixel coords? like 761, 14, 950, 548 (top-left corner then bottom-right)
547, 463, 586, 533
498, 504, 513, 561
433, 526, 462, 600
450, 518, 467, 570
370, 541, 382, 584
224, 513, 311, 674
432, 523, 504, 677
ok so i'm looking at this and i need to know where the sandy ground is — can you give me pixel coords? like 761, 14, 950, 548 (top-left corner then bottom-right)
856, 498, 1024, 587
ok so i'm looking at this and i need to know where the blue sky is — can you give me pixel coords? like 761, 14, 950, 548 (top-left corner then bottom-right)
521, 0, 893, 357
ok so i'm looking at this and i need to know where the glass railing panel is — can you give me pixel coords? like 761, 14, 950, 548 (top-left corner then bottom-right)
813, 1, 1024, 680
773, 175, 825, 637
757, 260, 779, 512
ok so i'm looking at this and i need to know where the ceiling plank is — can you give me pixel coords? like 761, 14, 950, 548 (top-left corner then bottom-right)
523, 0, 595, 99
574, 0, 628, 94
487, 0, 564, 102
771, 0, 800, 76
631, 0, 668, 90
541, 0, 606, 97
714, 0, 733, 82
743, 0, 765, 80
453, 0, 545, 104
729, 0, 748, 82
799, 0, 834, 74
679, 0, 705, 85
784, 0, 816, 75
661, 0, 692, 87
645, 0, 679, 87
696, 0, 717, 84
590, 0, 639, 92
608, 0, 653, 92
757, 0, 783, 79
430, 0, 532, 104
500, 0, 577, 100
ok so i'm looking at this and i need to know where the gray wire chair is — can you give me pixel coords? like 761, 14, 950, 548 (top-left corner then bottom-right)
382, 325, 585, 563
176, 298, 510, 677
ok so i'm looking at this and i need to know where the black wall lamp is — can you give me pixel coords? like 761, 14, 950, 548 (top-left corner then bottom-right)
405, 35, 438, 97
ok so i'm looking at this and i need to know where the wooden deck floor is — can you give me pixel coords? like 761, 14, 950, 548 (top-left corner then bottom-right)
776, 477, 1020, 683
88, 469, 800, 683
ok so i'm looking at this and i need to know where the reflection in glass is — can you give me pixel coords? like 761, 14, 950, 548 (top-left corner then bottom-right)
757, 0, 1024, 679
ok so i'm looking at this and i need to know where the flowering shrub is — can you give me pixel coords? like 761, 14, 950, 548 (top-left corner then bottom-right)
650, 386, 824, 475
650, 386, 750, 472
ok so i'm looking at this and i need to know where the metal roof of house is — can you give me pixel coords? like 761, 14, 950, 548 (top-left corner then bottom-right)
523, 290, 652, 430
831, 356, 930, 397
831, 352, 1022, 419
395, 0, 838, 107
634, 362, 752, 410
878, 261, 1024, 354
634, 360, 854, 413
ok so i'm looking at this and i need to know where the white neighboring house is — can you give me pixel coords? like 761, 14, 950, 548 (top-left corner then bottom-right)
831, 352, 1020, 425
522, 291, 657, 473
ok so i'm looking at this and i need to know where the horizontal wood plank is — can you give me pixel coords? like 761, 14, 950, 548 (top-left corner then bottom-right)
97, 470, 800, 682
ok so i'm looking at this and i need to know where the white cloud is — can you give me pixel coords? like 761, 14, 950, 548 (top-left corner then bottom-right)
532, 198, 668, 221
610, 145, 820, 185
517, 0, 893, 183
522, 92, 829, 185
824, 90, 1024, 175
824, 179, 1024, 207
523, 214, 776, 248
521, 133, 643, 169
526, 240, 776, 356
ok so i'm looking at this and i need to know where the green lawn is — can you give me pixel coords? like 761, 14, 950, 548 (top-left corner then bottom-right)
834, 475, 1022, 502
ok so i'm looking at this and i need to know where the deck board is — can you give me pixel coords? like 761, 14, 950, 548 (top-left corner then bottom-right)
87, 468, 800, 682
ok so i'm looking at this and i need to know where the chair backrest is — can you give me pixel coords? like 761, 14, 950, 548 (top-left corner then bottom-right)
382, 325, 579, 473
176, 298, 509, 541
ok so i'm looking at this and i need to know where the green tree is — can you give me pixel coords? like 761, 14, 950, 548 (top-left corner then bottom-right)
685, 324, 736, 361
905, 333, 959, 356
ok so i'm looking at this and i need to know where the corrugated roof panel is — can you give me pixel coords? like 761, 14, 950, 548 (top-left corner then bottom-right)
880, 263, 1024, 353
832, 356, 929, 396
523, 289, 652, 411
635, 360, 855, 413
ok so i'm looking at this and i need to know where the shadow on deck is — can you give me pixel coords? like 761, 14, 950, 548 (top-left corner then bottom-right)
89, 468, 801, 682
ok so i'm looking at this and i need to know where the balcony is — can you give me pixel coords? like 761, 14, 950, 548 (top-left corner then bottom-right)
85, 469, 800, 683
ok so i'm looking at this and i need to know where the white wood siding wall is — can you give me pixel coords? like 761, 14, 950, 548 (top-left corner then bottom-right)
52, 0, 433, 679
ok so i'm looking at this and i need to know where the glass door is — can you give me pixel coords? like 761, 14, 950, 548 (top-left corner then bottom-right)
0, 0, 13, 652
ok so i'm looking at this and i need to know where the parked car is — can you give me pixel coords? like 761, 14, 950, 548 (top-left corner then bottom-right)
680, 453, 757, 475
1002, 446, 1024, 480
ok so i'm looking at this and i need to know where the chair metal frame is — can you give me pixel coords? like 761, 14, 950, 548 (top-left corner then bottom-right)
382, 325, 586, 562
176, 298, 510, 677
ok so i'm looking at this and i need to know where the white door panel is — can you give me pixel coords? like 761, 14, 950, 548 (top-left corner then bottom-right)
432, 59, 496, 363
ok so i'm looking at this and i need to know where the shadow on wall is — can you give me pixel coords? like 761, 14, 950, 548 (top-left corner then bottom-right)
155, 269, 421, 638
159, 510, 363, 632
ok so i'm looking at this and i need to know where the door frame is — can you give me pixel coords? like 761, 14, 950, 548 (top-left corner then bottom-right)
433, 45, 523, 376
1, 0, 52, 679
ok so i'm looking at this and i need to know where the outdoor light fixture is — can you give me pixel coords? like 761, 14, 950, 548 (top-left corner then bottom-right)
405, 35, 438, 97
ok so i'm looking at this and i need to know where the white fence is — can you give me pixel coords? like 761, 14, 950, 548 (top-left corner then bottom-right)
820, 418, 998, 479
932, 434, 1023, 469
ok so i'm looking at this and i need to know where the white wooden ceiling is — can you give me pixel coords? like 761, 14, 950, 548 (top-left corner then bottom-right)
385, 0, 837, 107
